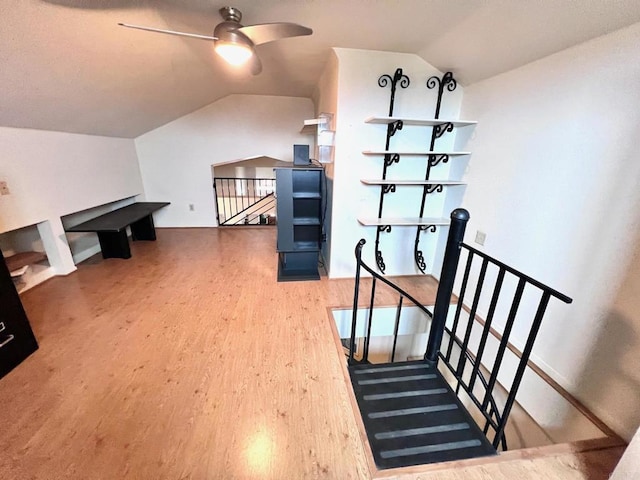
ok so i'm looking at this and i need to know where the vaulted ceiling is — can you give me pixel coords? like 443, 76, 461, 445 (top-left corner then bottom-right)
3, 1, 640, 138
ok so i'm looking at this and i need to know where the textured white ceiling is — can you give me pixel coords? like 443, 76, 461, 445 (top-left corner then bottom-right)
2, 0, 640, 138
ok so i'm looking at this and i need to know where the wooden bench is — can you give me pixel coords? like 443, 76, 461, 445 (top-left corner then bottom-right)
65, 202, 170, 259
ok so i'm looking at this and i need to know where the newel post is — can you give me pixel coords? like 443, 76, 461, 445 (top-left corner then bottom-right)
424, 209, 470, 363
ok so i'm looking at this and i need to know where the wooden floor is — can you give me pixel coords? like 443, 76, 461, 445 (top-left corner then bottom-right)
0, 228, 624, 479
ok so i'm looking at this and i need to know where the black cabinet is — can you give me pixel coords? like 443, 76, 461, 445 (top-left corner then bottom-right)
275, 166, 323, 281
0, 248, 38, 380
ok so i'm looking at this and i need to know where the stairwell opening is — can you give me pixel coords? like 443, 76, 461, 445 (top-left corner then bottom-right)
328, 219, 622, 473
332, 304, 611, 455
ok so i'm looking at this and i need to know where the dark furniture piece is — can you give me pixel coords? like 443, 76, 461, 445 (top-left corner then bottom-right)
0, 248, 38, 380
275, 166, 323, 281
65, 202, 170, 259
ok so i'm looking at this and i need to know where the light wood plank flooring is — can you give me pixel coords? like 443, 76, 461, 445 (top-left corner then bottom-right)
0, 228, 623, 479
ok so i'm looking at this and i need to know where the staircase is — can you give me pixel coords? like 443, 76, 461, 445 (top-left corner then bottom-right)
219, 192, 275, 226
213, 177, 276, 226
349, 360, 495, 469
346, 209, 573, 470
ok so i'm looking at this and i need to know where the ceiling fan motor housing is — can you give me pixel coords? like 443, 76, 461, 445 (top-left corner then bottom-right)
219, 6, 242, 23
213, 21, 254, 48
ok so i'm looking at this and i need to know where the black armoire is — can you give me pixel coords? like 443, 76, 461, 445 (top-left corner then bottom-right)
0, 248, 39, 379
274, 165, 323, 281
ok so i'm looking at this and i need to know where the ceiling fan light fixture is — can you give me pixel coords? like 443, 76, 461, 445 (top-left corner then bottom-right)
119, 6, 312, 75
214, 41, 253, 66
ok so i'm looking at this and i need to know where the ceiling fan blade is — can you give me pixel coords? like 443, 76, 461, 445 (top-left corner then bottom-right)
118, 23, 217, 41
250, 53, 263, 76
238, 23, 312, 46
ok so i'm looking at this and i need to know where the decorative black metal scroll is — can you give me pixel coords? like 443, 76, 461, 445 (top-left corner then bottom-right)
427, 71, 457, 120
378, 67, 410, 117
375, 225, 392, 271
425, 184, 444, 195
429, 154, 450, 168
413, 224, 438, 272
374, 68, 410, 273
414, 71, 458, 273
387, 119, 404, 138
381, 184, 396, 194
384, 153, 401, 167
434, 122, 455, 138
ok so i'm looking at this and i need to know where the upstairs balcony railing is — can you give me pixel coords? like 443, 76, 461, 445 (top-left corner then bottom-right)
213, 177, 276, 226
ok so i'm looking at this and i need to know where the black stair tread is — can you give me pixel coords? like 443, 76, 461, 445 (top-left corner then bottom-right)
348, 360, 496, 469
366, 408, 468, 432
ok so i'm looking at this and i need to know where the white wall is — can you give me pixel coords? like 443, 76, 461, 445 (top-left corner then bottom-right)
459, 22, 640, 440
213, 157, 291, 179
329, 48, 466, 278
135, 94, 314, 227
611, 426, 640, 479
0, 126, 143, 274
312, 50, 339, 274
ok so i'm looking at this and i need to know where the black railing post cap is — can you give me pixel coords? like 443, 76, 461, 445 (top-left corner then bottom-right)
451, 208, 470, 221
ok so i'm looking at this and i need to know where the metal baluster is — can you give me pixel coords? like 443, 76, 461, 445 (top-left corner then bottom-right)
481, 277, 526, 411
492, 292, 551, 448
362, 278, 377, 363
469, 268, 505, 392
445, 250, 473, 361
456, 258, 489, 379
223, 179, 228, 223
390, 296, 404, 362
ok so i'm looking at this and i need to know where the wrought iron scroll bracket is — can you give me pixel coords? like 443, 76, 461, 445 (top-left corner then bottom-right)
419, 224, 438, 233
387, 120, 404, 138
434, 122, 454, 139
425, 184, 444, 195
384, 153, 401, 167
374, 226, 392, 273
414, 248, 427, 274
414, 225, 438, 273
427, 71, 458, 120
378, 68, 410, 117
382, 184, 397, 195
429, 154, 449, 168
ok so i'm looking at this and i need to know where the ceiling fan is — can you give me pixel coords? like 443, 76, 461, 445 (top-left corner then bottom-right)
119, 6, 312, 75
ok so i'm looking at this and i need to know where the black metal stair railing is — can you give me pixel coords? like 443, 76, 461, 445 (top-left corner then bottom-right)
436, 240, 573, 450
347, 219, 498, 468
348, 238, 433, 366
213, 177, 276, 226
346, 208, 573, 468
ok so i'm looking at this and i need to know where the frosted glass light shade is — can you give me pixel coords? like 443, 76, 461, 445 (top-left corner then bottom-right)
214, 42, 253, 66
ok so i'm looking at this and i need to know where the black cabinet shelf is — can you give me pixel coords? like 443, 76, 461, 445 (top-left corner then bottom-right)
293, 217, 322, 226
291, 241, 321, 251
292, 192, 321, 199
275, 166, 324, 281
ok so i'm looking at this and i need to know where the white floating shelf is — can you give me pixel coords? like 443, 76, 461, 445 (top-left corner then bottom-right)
300, 113, 334, 135
300, 124, 317, 135
358, 217, 451, 227
362, 150, 470, 156
365, 116, 477, 127
361, 179, 466, 186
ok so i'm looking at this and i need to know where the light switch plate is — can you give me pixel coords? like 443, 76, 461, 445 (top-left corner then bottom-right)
475, 230, 486, 246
